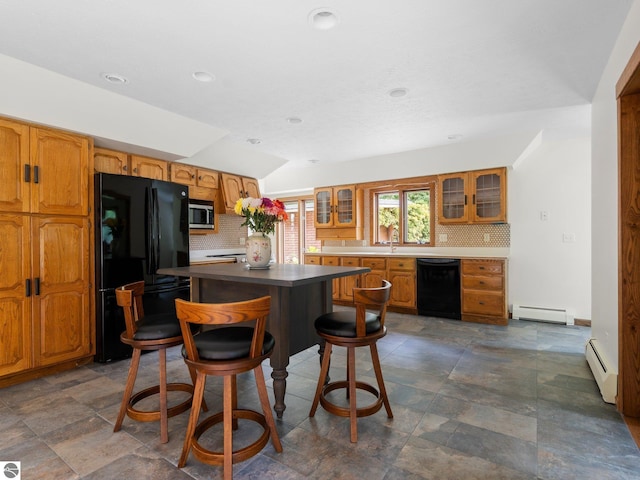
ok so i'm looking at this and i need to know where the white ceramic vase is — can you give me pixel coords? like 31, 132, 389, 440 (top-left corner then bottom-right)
246, 232, 271, 268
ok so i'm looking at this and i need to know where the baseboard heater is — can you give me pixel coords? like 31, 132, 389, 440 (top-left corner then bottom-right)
512, 304, 575, 325
585, 338, 617, 404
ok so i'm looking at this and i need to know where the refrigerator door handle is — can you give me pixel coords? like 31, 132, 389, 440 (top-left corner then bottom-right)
152, 187, 160, 273
146, 186, 155, 275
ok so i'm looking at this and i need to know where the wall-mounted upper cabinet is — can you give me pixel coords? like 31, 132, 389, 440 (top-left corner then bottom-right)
438, 167, 507, 224
130, 155, 168, 181
313, 185, 364, 240
170, 163, 219, 189
95, 150, 169, 181
220, 173, 260, 212
94, 148, 130, 175
0, 118, 91, 216
314, 185, 359, 228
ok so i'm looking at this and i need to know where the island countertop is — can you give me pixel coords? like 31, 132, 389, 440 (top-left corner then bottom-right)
158, 262, 370, 287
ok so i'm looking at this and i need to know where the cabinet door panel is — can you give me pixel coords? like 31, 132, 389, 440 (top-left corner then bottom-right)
221, 173, 244, 210
314, 188, 332, 227
334, 186, 355, 227
0, 215, 32, 375
30, 127, 90, 216
472, 169, 506, 223
439, 174, 468, 223
197, 169, 219, 188
32, 217, 91, 366
170, 163, 197, 186
94, 148, 129, 175
131, 155, 168, 180
388, 271, 416, 308
0, 119, 30, 213
363, 271, 386, 288
242, 177, 260, 198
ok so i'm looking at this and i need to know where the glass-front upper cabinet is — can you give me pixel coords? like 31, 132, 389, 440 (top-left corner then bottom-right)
438, 168, 506, 224
314, 185, 357, 228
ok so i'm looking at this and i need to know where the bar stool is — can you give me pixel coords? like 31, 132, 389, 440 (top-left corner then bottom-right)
309, 279, 393, 442
175, 296, 282, 480
114, 281, 201, 443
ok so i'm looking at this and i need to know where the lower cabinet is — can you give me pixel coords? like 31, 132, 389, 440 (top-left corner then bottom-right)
0, 215, 92, 380
306, 254, 417, 311
339, 257, 360, 302
461, 258, 507, 325
319, 256, 341, 301
304, 254, 507, 324
361, 257, 387, 289
387, 258, 416, 309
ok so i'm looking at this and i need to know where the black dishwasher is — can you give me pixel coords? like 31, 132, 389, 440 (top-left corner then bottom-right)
416, 258, 461, 320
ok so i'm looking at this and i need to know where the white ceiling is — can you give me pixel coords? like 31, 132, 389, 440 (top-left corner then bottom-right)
0, 0, 634, 173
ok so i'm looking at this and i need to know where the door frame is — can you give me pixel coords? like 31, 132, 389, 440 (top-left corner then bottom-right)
617, 40, 640, 416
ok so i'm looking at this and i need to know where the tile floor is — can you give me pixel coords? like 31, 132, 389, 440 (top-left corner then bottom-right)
1, 311, 639, 479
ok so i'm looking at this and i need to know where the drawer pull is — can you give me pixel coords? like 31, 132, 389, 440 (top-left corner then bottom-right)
479, 301, 485, 305
479, 281, 485, 285
479, 266, 485, 270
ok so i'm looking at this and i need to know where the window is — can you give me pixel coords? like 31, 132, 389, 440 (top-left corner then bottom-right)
373, 183, 434, 246
279, 198, 320, 264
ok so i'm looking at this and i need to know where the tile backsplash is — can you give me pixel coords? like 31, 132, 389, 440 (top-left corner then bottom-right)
189, 215, 248, 251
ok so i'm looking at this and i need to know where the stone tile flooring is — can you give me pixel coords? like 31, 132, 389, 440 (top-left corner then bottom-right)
1, 311, 640, 479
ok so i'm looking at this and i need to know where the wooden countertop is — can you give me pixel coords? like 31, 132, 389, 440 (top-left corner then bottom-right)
158, 263, 370, 287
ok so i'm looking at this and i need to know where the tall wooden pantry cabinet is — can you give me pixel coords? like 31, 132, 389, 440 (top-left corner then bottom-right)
0, 117, 94, 385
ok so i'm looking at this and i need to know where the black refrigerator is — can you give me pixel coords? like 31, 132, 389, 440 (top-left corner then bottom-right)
94, 173, 190, 362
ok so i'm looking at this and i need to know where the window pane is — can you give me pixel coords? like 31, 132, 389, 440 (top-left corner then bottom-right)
404, 189, 430, 244
376, 192, 399, 243
304, 200, 322, 253
282, 201, 299, 264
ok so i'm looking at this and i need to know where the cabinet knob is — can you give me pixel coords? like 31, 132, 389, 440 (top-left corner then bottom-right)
123, 165, 128, 171
192, 174, 196, 179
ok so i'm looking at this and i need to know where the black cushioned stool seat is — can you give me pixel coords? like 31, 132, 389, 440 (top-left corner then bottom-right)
309, 280, 393, 443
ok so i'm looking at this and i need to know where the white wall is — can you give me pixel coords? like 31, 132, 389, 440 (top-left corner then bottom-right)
263, 130, 540, 196
264, 125, 593, 323
591, 0, 640, 370
509, 135, 592, 319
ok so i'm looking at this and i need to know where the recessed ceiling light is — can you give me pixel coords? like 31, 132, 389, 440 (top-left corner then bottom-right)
388, 88, 408, 98
309, 8, 339, 30
286, 117, 303, 124
447, 134, 463, 141
246, 138, 261, 145
102, 73, 128, 84
192, 71, 215, 82
308, 159, 320, 164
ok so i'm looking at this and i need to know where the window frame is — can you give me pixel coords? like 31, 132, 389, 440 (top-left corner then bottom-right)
370, 181, 435, 247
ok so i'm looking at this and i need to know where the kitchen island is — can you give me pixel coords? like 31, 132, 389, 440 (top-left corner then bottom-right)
158, 262, 369, 417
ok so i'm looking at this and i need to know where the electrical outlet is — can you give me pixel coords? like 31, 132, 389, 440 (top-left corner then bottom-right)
439, 233, 448, 243
484, 233, 491, 243
562, 233, 576, 243
540, 211, 549, 221
239, 237, 245, 245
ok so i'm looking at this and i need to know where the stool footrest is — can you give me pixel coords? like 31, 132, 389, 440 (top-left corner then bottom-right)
127, 383, 194, 423
190, 409, 271, 465
319, 380, 383, 418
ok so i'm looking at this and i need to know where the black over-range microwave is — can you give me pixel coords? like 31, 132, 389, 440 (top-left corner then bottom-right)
189, 200, 214, 229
